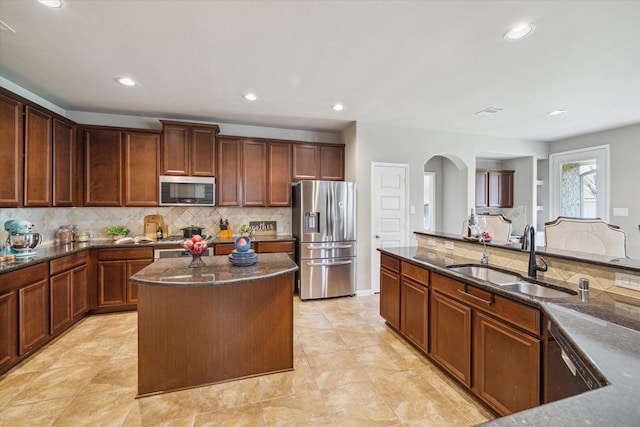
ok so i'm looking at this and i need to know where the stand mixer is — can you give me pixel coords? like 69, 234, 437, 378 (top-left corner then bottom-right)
4, 220, 40, 258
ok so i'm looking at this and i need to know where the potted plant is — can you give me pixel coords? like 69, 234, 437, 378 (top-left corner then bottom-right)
238, 224, 252, 237
106, 225, 131, 241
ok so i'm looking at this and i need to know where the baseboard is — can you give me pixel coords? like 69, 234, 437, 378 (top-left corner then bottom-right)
356, 289, 375, 297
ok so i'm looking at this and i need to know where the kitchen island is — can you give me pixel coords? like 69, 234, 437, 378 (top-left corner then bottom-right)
129, 252, 298, 397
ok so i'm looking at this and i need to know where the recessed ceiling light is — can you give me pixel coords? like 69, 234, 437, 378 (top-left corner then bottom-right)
548, 110, 566, 116
504, 23, 535, 41
116, 77, 137, 87
331, 103, 344, 112
243, 93, 258, 101
37, 0, 62, 8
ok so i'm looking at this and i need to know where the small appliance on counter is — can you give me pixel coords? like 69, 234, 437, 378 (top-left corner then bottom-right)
4, 220, 40, 258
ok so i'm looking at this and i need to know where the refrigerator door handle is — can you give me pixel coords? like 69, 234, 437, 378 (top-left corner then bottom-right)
306, 260, 353, 267
306, 244, 353, 250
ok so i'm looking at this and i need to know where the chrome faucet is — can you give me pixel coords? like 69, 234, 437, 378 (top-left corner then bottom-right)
527, 225, 548, 278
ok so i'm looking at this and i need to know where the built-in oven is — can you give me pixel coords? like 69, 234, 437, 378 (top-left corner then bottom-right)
544, 320, 606, 403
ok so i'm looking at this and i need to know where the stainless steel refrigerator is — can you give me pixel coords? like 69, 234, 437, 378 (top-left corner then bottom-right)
292, 180, 357, 300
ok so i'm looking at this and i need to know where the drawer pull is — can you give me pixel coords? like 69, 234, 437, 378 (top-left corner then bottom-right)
456, 285, 494, 305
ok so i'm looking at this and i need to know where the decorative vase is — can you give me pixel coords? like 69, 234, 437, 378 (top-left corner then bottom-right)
189, 255, 206, 268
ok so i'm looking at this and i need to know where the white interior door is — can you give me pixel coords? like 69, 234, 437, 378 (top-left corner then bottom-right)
371, 163, 409, 293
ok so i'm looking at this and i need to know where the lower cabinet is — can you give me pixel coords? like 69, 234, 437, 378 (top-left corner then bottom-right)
379, 253, 400, 329
50, 271, 73, 334
50, 252, 88, 333
97, 248, 153, 309
213, 241, 294, 260
19, 278, 49, 355
0, 291, 17, 370
400, 261, 429, 352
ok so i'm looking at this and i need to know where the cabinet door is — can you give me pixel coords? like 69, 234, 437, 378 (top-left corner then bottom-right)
488, 171, 514, 208
161, 123, 190, 175
268, 142, 292, 206
319, 145, 344, 181
50, 271, 73, 334
126, 259, 153, 304
292, 144, 319, 180
475, 171, 488, 208
84, 129, 123, 206
72, 265, 88, 319
18, 279, 49, 355
24, 106, 52, 207
242, 140, 267, 206
217, 137, 242, 206
474, 312, 540, 415
190, 126, 216, 176
0, 93, 23, 207
430, 291, 471, 386
380, 267, 401, 329
98, 260, 127, 306
0, 291, 17, 370
52, 119, 76, 206
400, 278, 428, 352
124, 132, 160, 206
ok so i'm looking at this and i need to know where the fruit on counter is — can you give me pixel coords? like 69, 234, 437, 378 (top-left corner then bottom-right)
183, 235, 208, 256
191, 234, 203, 243
237, 238, 247, 247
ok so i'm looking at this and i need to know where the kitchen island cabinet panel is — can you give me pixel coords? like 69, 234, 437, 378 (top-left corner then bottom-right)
0, 291, 17, 370
379, 254, 401, 329
84, 128, 123, 206
0, 93, 23, 207
52, 119, 77, 207
217, 136, 242, 206
474, 311, 540, 415
400, 262, 429, 352
24, 106, 53, 207
242, 140, 268, 206
124, 132, 160, 206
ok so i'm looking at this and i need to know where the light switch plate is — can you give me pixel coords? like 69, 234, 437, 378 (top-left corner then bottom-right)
613, 207, 629, 217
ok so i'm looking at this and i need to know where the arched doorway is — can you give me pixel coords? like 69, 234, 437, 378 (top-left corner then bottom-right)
424, 155, 468, 235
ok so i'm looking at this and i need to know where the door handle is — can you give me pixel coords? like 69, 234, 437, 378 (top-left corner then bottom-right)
374, 234, 380, 239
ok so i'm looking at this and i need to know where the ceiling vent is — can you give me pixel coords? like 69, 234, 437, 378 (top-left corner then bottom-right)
0, 19, 16, 33
475, 106, 504, 116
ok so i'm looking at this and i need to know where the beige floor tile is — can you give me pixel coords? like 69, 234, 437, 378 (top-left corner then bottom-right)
0, 370, 41, 409
194, 403, 262, 427
0, 395, 74, 426
10, 364, 97, 405
297, 330, 348, 357
83, 356, 138, 393
197, 377, 261, 413
262, 389, 333, 426
123, 388, 200, 426
259, 364, 318, 401
52, 387, 136, 427
322, 379, 398, 424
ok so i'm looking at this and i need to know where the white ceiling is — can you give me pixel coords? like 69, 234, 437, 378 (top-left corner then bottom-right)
1, 0, 639, 142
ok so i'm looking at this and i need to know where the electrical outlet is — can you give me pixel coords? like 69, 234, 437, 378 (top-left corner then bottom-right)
444, 241, 454, 250
427, 239, 437, 247
615, 272, 640, 291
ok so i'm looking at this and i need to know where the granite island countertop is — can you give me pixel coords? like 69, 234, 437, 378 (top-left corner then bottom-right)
379, 246, 640, 427
129, 252, 298, 287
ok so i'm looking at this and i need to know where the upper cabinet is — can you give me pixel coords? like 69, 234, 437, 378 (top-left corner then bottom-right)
216, 136, 242, 206
242, 140, 268, 207
476, 169, 514, 208
84, 126, 160, 207
292, 143, 345, 181
0, 93, 24, 207
24, 106, 52, 207
52, 119, 77, 206
268, 142, 292, 206
160, 120, 219, 177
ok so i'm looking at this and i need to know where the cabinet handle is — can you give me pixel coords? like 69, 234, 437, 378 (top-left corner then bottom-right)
456, 285, 494, 305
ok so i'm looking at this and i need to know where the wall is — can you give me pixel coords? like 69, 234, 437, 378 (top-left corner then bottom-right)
353, 121, 548, 293
549, 124, 640, 258
0, 206, 292, 247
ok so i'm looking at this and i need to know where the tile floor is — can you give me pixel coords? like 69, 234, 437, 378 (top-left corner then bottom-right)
0, 294, 494, 426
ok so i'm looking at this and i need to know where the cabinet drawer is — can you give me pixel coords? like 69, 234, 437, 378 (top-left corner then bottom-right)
50, 252, 88, 275
380, 253, 400, 273
98, 247, 154, 261
432, 273, 540, 336
401, 261, 429, 285
257, 242, 294, 253
0, 263, 48, 293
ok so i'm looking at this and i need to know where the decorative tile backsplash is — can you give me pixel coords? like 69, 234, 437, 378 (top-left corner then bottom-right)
0, 206, 292, 245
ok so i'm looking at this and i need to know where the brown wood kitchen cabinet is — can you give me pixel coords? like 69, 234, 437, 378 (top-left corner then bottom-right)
124, 131, 160, 206
50, 252, 88, 334
400, 261, 429, 352
241, 139, 293, 207
84, 128, 123, 206
430, 272, 541, 416
160, 120, 219, 177
97, 248, 153, 311
214, 241, 294, 260
292, 143, 345, 181
0, 291, 18, 371
268, 142, 292, 206
217, 136, 242, 206
17, 263, 50, 356
52, 118, 77, 206
476, 169, 514, 208
24, 106, 53, 207
379, 253, 401, 329
0, 92, 23, 207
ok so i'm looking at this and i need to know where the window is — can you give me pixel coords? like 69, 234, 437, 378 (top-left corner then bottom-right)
550, 145, 609, 222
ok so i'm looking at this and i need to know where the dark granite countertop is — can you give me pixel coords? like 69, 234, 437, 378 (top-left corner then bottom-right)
415, 230, 640, 272
212, 235, 295, 244
379, 246, 640, 426
129, 253, 298, 287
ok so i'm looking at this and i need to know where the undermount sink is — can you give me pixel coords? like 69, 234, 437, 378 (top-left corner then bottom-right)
500, 282, 575, 298
447, 264, 576, 299
447, 265, 523, 285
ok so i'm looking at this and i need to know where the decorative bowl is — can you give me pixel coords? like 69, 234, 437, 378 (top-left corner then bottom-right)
235, 236, 251, 252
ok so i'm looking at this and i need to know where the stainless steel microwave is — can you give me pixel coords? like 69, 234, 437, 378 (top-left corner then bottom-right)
159, 176, 216, 206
